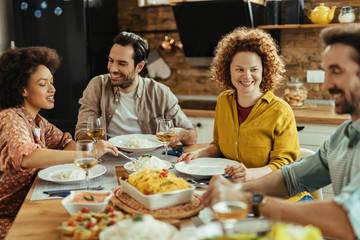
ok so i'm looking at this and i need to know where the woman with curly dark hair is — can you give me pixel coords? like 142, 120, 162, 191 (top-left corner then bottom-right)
0, 46, 118, 239
178, 27, 309, 201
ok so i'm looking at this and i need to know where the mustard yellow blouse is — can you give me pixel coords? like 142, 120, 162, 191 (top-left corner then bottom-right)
211, 90, 299, 170
210, 90, 310, 201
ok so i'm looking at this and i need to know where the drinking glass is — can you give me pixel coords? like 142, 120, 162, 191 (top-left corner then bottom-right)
212, 182, 247, 239
156, 119, 175, 161
212, 200, 249, 239
87, 116, 105, 143
74, 140, 98, 190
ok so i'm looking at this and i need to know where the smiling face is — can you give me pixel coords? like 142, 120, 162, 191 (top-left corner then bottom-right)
107, 44, 144, 92
322, 43, 360, 120
230, 51, 263, 98
22, 65, 55, 118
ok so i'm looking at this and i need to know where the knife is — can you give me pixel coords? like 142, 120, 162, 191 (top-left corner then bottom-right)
48, 192, 71, 197
187, 174, 231, 184
43, 185, 103, 195
43, 188, 86, 195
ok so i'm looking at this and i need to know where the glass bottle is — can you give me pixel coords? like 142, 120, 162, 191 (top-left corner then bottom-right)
283, 78, 307, 107
338, 6, 355, 23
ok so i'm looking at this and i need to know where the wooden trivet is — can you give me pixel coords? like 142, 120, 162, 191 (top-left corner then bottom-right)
111, 186, 204, 219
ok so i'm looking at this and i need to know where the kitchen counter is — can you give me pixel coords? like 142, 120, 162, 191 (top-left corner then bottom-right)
182, 104, 349, 125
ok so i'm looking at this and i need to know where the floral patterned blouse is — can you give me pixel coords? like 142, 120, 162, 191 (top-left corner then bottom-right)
0, 106, 72, 237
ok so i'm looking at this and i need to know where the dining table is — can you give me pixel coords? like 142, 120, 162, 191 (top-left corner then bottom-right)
5, 143, 209, 240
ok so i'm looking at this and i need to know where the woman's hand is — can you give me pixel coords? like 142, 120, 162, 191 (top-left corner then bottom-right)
95, 140, 118, 157
177, 151, 198, 164
225, 164, 272, 182
225, 163, 249, 182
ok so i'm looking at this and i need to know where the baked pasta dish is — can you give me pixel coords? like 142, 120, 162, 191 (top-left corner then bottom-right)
125, 168, 191, 195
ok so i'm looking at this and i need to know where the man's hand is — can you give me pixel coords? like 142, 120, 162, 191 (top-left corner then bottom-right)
202, 175, 249, 207
169, 128, 197, 146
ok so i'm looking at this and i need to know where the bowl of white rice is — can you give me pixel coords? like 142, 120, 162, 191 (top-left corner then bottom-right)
99, 214, 177, 240
109, 134, 163, 152
124, 154, 172, 174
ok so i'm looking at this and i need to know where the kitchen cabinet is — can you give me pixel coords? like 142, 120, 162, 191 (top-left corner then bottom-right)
297, 121, 341, 200
296, 122, 339, 151
187, 116, 214, 144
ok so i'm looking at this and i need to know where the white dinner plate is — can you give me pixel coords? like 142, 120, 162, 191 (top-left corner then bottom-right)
38, 163, 106, 184
175, 157, 238, 177
108, 134, 163, 152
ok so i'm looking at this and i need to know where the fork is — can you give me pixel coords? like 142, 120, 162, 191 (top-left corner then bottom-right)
117, 150, 137, 163
188, 179, 208, 189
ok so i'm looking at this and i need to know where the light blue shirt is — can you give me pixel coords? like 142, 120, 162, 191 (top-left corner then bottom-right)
282, 119, 360, 238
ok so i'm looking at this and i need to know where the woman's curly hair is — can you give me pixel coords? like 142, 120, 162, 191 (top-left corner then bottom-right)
210, 27, 285, 92
0, 46, 61, 109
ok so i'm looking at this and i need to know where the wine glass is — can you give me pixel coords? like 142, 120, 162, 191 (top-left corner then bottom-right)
212, 200, 249, 239
156, 119, 175, 161
212, 182, 248, 239
74, 140, 98, 190
87, 116, 105, 143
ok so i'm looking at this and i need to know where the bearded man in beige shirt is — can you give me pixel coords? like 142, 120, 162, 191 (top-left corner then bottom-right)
75, 32, 196, 146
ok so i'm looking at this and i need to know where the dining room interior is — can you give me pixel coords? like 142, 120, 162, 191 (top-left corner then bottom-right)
1, 0, 360, 239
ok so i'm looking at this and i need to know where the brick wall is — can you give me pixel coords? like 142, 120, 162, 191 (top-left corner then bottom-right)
117, 0, 359, 99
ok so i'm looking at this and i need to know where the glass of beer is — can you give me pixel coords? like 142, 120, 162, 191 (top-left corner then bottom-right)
87, 116, 105, 143
156, 119, 175, 161
74, 140, 98, 190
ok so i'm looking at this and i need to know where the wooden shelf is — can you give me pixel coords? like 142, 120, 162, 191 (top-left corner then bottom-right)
170, 0, 264, 4
258, 23, 359, 29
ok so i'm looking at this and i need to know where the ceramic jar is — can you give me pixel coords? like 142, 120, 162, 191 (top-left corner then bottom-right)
338, 6, 355, 23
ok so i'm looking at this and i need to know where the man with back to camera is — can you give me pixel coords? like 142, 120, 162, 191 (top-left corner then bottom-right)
203, 25, 360, 240
75, 32, 197, 146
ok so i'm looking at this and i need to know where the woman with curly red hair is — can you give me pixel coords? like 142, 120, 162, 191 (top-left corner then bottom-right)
0, 46, 118, 239
178, 27, 308, 200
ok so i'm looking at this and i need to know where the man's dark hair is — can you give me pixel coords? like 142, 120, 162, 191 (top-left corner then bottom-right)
113, 32, 149, 67
320, 25, 360, 66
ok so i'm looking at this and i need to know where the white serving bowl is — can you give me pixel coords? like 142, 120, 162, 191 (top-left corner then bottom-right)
99, 214, 178, 240
124, 160, 172, 174
120, 179, 195, 210
61, 190, 113, 215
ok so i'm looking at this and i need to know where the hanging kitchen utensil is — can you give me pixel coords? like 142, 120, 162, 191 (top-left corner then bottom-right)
146, 49, 171, 79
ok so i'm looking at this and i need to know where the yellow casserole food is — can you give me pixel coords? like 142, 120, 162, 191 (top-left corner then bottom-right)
125, 168, 191, 195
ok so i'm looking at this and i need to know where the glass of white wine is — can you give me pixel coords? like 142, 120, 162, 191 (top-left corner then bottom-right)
156, 119, 175, 161
87, 116, 105, 143
212, 200, 249, 239
74, 140, 98, 190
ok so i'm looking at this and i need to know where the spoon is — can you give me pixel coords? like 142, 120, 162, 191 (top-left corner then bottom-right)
117, 150, 137, 163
